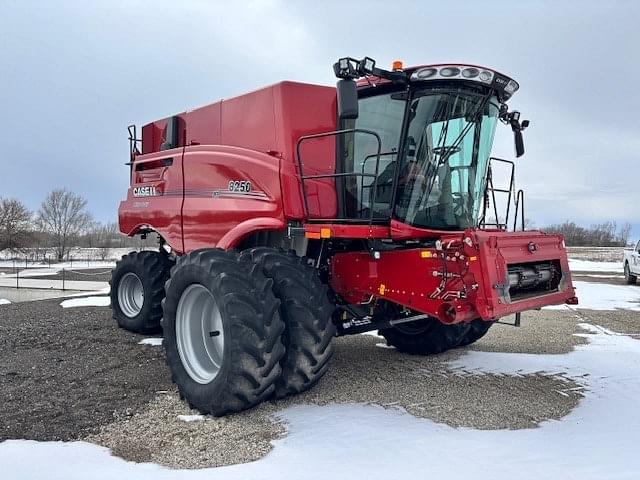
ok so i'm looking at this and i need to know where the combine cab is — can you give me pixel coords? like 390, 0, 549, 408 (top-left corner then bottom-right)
111, 57, 577, 415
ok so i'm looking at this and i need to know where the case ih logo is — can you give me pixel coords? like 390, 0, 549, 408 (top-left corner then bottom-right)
133, 186, 158, 197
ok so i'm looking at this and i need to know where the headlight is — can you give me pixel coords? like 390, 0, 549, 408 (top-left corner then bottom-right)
505, 80, 519, 94
407, 64, 517, 100
462, 67, 479, 78
439, 67, 460, 77
416, 67, 437, 79
479, 70, 493, 82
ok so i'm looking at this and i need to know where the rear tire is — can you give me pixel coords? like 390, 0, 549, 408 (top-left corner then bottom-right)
162, 249, 285, 416
110, 251, 173, 334
239, 248, 336, 398
380, 317, 470, 355
625, 262, 637, 285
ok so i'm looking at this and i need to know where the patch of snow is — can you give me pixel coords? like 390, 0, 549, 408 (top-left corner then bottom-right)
0, 260, 116, 269
573, 273, 624, 278
375, 342, 395, 349
0, 299, 11, 305
568, 259, 622, 273
60, 297, 110, 308
545, 280, 640, 311
64, 287, 111, 298
360, 330, 383, 338
177, 415, 204, 423
3, 268, 61, 278
3, 324, 640, 479
138, 338, 163, 346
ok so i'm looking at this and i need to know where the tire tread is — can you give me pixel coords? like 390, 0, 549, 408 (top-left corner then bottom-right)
162, 248, 285, 416
239, 247, 336, 398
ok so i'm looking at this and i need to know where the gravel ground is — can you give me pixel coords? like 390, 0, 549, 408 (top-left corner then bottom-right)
87, 310, 588, 469
0, 299, 171, 441
1, 297, 604, 469
0, 286, 82, 303
572, 273, 627, 285
574, 307, 640, 339
86, 393, 287, 469
25, 268, 112, 283
2, 270, 638, 470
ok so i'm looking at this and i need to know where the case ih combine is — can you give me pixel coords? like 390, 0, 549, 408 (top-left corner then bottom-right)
111, 57, 577, 415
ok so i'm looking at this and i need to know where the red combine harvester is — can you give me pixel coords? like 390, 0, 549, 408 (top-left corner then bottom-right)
112, 57, 577, 415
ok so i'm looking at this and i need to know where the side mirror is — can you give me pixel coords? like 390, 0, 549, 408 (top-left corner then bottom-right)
514, 129, 525, 157
337, 79, 358, 120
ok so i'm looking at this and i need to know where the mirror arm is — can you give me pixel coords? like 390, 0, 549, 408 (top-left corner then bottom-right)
499, 105, 529, 158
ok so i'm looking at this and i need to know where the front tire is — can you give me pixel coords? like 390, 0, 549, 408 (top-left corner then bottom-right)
625, 262, 637, 285
162, 249, 285, 416
380, 317, 470, 355
458, 319, 494, 347
239, 248, 336, 398
110, 251, 173, 334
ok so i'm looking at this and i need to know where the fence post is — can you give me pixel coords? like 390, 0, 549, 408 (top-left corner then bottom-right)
15, 260, 19, 289
62, 268, 65, 291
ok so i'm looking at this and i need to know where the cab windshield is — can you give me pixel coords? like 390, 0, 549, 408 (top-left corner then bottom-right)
393, 88, 499, 229
350, 86, 499, 230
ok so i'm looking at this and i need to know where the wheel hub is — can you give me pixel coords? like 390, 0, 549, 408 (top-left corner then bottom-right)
176, 284, 225, 384
117, 272, 144, 318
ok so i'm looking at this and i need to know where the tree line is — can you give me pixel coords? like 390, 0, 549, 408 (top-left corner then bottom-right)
539, 221, 632, 247
0, 188, 151, 261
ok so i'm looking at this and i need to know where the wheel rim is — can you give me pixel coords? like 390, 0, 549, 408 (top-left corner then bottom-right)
117, 272, 144, 318
176, 284, 224, 384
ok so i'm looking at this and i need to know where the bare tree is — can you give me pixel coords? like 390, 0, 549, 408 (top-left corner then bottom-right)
545, 220, 630, 247
37, 189, 93, 261
0, 198, 32, 252
618, 222, 632, 246
94, 222, 119, 260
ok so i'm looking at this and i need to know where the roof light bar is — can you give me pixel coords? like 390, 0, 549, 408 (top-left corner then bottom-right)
410, 64, 519, 101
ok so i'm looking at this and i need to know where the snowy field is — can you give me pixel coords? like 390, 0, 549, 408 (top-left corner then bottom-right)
0, 247, 134, 263
568, 258, 622, 273
0, 263, 115, 275
548, 281, 640, 311
1, 321, 639, 479
566, 246, 627, 263
1, 246, 639, 478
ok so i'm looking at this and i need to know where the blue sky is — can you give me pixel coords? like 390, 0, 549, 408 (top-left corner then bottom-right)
1, 0, 638, 239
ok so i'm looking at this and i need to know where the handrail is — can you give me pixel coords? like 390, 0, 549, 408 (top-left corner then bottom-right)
479, 157, 516, 230
359, 151, 397, 208
513, 189, 525, 231
296, 128, 383, 224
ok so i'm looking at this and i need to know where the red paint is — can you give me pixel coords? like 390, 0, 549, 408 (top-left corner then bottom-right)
330, 229, 576, 323
119, 81, 338, 252
119, 70, 577, 325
